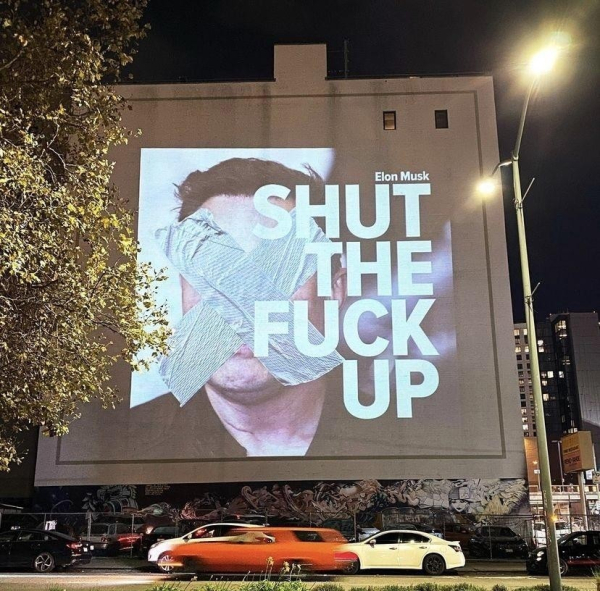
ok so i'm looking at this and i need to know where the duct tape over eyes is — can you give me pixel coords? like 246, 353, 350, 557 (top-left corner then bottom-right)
156, 208, 344, 406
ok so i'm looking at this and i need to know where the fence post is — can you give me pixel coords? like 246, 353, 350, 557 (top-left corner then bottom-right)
130, 513, 134, 558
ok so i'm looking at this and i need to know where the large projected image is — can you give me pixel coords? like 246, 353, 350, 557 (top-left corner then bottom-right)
132, 148, 457, 458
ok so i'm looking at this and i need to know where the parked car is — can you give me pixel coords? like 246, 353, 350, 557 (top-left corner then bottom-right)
321, 519, 379, 542
141, 525, 180, 556
148, 522, 261, 572
527, 530, 600, 575
392, 523, 445, 539
357, 527, 380, 541
337, 529, 465, 575
468, 526, 529, 558
167, 526, 348, 573
82, 522, 142, 555
533, 520, 570, 546
442, 523, 475, 547
0, 528, 92, 572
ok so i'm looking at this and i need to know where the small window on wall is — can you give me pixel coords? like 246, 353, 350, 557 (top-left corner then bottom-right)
383, 111, 396, 130
435, 109, 449, 129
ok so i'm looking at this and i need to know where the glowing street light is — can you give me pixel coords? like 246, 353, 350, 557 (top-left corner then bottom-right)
476, 178, 497, 197
530, 46, 559, 75
477, 40, 566, 591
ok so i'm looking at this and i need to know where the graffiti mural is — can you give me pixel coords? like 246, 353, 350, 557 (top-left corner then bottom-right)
32, 478, 529, 528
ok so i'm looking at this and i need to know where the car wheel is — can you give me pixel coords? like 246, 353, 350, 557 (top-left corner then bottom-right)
33, 551, 55, 573
422, 553, 446, 576
158, 552, 176, 573
342, 558, 360, 575
560, 559, 568, 575
181, 557, 202, 574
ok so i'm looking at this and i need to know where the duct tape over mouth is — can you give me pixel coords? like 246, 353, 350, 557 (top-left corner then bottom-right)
155, 208, 344, 406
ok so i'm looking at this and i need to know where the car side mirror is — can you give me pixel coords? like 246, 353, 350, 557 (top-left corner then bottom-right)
369, 540, 376, 547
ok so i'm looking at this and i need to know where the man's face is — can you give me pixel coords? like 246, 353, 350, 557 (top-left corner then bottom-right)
181, 194, 344, 405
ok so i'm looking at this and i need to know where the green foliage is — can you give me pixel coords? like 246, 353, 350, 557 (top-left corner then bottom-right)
512, 587, 580, 591
491, 585, 508, 591
146, 583, 190, 591
243, 581, 308, 591
0, 0, 169, 469
312, 585, 345, 591
40, 583, 592, 591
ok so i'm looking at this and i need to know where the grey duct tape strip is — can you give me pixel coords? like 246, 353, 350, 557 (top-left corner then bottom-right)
158, 301, 243, 407
251, 209, 331, 297
156, 208, 343, 404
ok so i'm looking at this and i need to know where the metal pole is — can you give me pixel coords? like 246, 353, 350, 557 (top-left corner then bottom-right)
513, 79, 536, 160
557, 440, 565, 486
512, 99, 561, 589
343, 39, 349, 79
577, 471, 588, 530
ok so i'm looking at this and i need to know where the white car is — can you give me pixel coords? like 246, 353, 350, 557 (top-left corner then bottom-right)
337, 529, 465, 575
147, 522, 260, 572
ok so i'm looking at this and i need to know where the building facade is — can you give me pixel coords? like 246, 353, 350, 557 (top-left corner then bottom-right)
518, 312, 600, 484
3, 45, 529, 526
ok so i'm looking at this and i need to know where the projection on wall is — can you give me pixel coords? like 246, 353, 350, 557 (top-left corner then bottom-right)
132, 148, 457, 458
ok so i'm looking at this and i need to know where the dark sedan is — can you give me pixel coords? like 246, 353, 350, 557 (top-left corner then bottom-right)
0, 529, 92, 572
527, 530, 600, 575
468, 526, 529, 558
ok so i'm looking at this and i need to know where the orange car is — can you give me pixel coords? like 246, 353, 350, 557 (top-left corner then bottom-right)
167, 527, 348, 573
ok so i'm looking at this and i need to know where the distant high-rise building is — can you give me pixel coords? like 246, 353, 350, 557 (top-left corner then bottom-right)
516, 312, 600, 483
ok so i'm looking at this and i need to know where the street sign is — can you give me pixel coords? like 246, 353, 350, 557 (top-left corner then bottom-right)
562, 432, 595, 473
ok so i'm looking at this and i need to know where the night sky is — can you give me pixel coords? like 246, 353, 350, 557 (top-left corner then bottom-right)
127, 0, 599, 323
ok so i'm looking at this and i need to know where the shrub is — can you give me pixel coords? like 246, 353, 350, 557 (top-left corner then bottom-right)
146, 583, 188, 591
512, 587, 580, 591
244, 581, 308, 591
312, 585, 346, 591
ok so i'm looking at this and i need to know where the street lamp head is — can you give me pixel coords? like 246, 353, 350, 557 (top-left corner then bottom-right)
476, 178, 497, 197
529, 45, 559, 75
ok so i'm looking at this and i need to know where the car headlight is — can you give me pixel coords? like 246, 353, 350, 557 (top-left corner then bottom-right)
535, 550, 545, 561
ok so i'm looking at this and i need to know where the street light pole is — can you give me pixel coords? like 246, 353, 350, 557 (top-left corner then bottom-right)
553, 439, 565, 486
479, 45, 563, 591
511, 74, 562, 591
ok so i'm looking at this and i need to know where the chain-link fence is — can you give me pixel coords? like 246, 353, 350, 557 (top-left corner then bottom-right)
1, 508, 598, 560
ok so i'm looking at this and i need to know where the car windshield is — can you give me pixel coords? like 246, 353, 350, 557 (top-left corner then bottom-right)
90, 524, 110, 534
480, 527, 514, 537
184, 527, 207, 540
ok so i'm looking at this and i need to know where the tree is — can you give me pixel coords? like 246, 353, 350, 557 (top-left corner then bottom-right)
0, 0, 169, 470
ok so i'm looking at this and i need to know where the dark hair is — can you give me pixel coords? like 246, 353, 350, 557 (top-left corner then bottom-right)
177, 158, 325, 221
